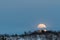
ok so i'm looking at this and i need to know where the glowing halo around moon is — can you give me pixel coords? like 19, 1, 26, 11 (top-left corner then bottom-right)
37, 24, 46, 28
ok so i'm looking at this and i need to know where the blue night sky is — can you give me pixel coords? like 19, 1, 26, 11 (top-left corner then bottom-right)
0, 0, 60, 34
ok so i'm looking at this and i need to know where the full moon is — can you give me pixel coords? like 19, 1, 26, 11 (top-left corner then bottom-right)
38, 24, 46, 28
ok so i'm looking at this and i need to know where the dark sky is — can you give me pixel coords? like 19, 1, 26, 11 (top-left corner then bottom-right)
0, 0, 60, 34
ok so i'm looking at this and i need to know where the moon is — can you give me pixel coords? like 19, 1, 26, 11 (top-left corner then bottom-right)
38, 24, 46, 28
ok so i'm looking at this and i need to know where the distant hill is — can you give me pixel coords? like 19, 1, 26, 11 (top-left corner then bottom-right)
0, 30, 60, 40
